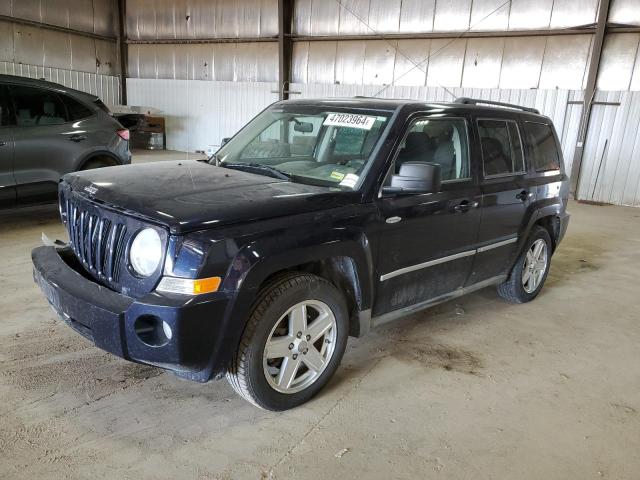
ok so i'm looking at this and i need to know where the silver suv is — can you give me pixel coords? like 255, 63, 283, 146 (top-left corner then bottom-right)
0, 75, 130, 207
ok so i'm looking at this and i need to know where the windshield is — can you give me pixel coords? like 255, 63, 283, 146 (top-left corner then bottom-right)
213, 106, 392, 189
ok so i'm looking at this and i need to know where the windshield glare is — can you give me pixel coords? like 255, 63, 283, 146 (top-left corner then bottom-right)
214, 107, 391, 189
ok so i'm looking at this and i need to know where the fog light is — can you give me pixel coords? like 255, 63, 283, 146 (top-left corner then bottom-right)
162, 320, 173, 340
134, 315, 171, 347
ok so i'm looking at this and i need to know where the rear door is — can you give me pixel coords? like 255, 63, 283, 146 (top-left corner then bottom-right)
9, 84, 97, 203
0, 85, 16, 205
372, 115, 481, 317
468, 116, 535, 284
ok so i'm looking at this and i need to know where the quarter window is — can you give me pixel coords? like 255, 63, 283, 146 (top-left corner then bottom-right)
11, 86, 67, 127
394, 118, 470, 182
523, 122, 561, 172
61, 94, 94, 121
478, 119, 525, 177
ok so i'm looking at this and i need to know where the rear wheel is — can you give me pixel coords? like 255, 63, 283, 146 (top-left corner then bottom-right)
81, 157, 116, 171
226, 273, 348, 410
497, 226, 552, 303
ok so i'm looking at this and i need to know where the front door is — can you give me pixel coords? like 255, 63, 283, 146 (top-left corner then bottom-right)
372, 116, 481, 317
468, 117, 534, 284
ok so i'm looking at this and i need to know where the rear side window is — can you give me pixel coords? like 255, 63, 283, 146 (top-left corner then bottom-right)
0, 87, 12, 126
61, 94, 94, 120
523, 122, 561, 172
10, 85, 67, 127
478, 119, 524, 177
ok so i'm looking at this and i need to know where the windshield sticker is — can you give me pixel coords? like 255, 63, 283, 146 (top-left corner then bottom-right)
330, 171, 346, 181
323, 113, 376, 130
339, 173, 359, 188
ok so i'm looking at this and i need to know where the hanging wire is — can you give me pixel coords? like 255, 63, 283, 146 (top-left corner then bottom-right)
332, 0, 512, 99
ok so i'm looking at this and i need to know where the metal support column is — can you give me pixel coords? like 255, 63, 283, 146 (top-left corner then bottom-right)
570, 0, 611, 197
117, 0, 128, 105
278, 0, 293, 100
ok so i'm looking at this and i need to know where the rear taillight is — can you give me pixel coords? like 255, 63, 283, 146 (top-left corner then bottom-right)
117, 129, 130, 141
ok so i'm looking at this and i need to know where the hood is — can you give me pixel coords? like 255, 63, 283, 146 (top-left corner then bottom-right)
63, 160, 358, 233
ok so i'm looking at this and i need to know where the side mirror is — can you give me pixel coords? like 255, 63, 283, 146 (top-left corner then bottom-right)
293, 121, 314, 133
382, 162, 441, 195
221, 137, 231, 146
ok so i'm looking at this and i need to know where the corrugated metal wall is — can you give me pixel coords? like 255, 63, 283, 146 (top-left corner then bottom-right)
0, 0, 120, 103
0, 1, 119, 75
124, 0, 640, 207
0, 61, 120, 104
126, 0, 278, 39
127, 78, 278, 152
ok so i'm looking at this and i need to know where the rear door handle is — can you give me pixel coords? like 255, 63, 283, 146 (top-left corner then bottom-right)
516, 190, 529, 201
68, 135, 87, 142
453, 200, 479, 213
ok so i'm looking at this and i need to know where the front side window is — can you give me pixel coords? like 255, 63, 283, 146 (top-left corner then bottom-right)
393, 117, 470, 182
216, 107, 391, 189
523, 122, 561, 172
478, 119, 525, 177
11, 86, 68, 127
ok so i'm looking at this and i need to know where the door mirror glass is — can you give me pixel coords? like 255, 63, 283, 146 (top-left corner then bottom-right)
383, 162, 442, 195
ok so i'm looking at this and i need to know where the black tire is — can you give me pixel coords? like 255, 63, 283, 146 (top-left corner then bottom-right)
226, 273, 349, 411
81, 158, 113, 171
497, 226, 552, 304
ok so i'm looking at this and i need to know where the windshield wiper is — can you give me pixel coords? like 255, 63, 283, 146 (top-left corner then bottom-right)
221, 162, 291, 181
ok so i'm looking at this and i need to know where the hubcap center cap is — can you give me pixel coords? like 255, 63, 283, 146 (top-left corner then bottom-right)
293, 339, 308, 354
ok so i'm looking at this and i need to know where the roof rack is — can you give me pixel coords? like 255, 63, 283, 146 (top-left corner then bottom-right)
454, 97, 540, 114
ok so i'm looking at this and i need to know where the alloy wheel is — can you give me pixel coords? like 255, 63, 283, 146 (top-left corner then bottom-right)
263, 300, 337, 394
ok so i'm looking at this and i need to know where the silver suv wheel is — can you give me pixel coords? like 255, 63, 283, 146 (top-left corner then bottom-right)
263, 300, 337, 394
522, 239, 548, 294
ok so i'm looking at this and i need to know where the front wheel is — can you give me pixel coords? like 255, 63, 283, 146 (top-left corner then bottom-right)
497, 226, 552, 304
226, 273, 348, 410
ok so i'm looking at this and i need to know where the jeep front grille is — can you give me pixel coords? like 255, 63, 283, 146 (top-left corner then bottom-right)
65, 197, 128, 283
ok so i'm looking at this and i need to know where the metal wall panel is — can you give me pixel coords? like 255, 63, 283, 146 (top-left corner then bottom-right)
399, 0, 435, 33
393, 39, 430, 86
469, 0, 510, 31
433, 0, 472, 32
0, 19, 118, 75
338, 0, 370, 35
539, 35, 592, 89
577, 91, 640, 206
5, 0, 117, 36
609, 0, 640, 26
597, 33, 640, 91
128, 42, 278, 82
508, 0, 553, 29
306, 41, 337, 83
335, 40, 366, 85
549, 0, 598, 29
362, 40, 396, 85
126, 0, 278, 40
0, 60, 121, 104
461, 37, 504, 88
291, 41, 309, 83
127, 79, 278, 152
499, 36, 546, 88
425, 38, 466, 87
367, 0, 401, 33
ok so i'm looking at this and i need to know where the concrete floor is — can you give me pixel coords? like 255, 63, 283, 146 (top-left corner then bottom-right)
1, 151, 639, 479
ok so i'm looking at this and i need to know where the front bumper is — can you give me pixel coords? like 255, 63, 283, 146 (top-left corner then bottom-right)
32, 246, 232, 381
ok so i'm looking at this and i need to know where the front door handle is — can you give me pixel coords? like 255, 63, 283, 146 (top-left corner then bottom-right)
0, 141, 7, 147
68, 135, 87, 142
516, 190, 529, 201
453, 200, 479, 213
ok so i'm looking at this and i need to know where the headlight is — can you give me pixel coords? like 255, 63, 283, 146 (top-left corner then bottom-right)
129, 228, 162, 277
